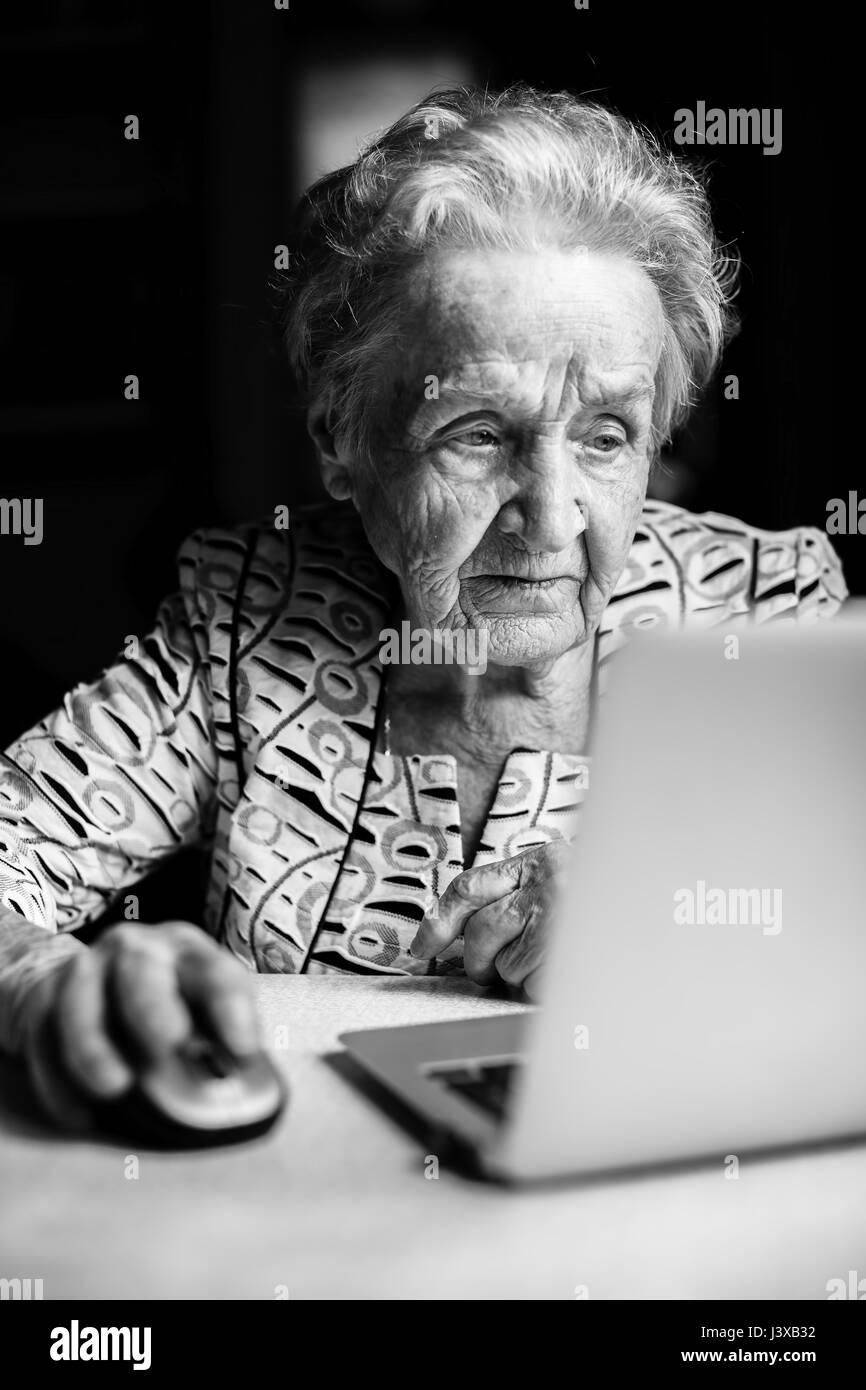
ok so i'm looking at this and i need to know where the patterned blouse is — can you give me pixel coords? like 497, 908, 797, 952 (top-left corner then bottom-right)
0, 499, 848, 1041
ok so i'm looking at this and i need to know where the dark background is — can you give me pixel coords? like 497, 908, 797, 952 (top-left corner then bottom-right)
0, 0, 846, 920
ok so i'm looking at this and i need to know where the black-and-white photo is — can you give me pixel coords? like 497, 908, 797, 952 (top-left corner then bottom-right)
0, 0, 861, 1338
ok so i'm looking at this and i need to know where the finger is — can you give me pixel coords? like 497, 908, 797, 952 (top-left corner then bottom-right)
26, 1015, 93, 1131
494, 896, 547, 985
176, 950, 260, 1057
55, 951, 135, 1097
108, 937, 194, 1063
522, 965, 546, 1002
410, 857, 525, 959
461, 895, 526, 985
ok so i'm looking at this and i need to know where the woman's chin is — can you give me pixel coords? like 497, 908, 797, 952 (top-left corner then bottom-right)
480, 613, 589, 668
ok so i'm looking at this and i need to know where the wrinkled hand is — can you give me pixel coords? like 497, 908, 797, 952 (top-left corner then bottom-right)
409, 841, 572, 999
20, 921, 260, 1130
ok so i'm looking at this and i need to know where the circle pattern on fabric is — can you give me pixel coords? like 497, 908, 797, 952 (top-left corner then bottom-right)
314, 661, 369, 717
83, 779, 135, 830
349, 921, 402, 968
69, 679, 158, 767
380, 820, 447, 869
330, 600, 373, 644
236, 803, 283, 846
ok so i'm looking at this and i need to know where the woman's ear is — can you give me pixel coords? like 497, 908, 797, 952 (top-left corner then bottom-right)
307, 394, 353, 502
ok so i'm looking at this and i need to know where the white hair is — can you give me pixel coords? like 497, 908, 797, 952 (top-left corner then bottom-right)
279, 84, 738, 461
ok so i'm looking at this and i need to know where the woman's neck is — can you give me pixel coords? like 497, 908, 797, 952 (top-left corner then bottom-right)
382, 637, 597, 762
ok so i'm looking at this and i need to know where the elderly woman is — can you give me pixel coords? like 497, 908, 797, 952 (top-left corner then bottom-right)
0, 86, 846, 1124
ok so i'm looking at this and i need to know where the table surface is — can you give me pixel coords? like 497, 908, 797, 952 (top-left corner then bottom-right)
1, 976, 864, 1300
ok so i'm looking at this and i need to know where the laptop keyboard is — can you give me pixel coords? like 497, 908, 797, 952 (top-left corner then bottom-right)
426, 1060, 522, 1120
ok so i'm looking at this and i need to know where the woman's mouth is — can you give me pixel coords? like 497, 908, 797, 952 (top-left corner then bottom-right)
460, 574, 581, 616
492, 576, 562, 590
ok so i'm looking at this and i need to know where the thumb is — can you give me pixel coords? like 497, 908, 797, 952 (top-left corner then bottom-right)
409, 857, 524, 960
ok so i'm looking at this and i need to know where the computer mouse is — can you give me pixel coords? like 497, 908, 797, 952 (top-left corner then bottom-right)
93, 1035, 288, 1149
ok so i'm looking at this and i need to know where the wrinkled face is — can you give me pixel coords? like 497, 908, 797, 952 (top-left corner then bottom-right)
339, 247, 665, 668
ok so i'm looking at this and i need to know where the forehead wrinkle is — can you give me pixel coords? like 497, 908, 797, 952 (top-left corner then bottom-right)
572, 368, 657, 411
436, 358, 533, 396
415, 358, 656, 426
428, 288, 661, 353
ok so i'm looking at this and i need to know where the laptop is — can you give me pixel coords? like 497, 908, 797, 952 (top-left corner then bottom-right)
339, 612, 866, 1182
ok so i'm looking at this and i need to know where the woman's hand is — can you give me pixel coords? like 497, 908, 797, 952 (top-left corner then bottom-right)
409, 841, 572, 999
20, 922, 260, 1130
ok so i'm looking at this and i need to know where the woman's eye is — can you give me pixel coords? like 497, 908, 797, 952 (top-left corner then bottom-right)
453, 428, 499, 448
588, 431, 625, 454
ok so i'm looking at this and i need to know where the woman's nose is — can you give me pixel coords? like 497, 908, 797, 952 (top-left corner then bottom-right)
497, 456, 587, 553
